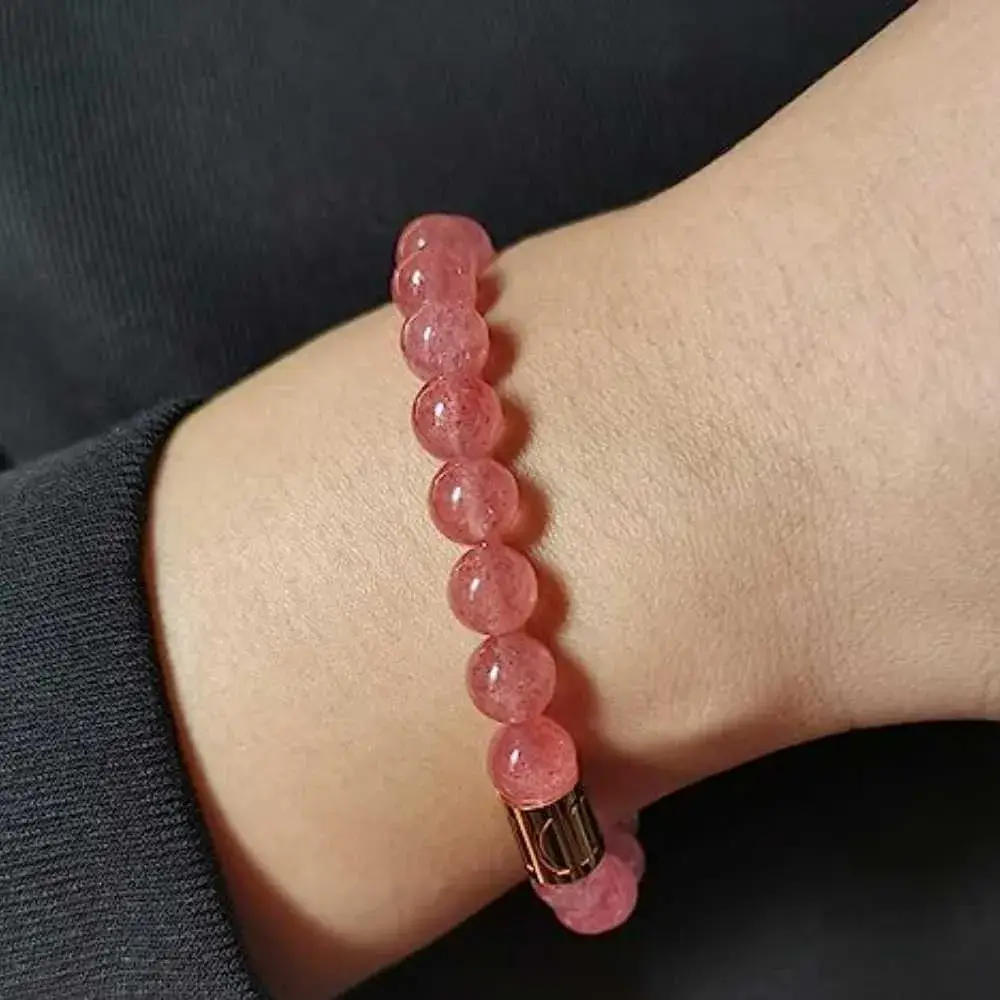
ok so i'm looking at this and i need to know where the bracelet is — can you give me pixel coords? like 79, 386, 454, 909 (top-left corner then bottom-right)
391, 214, 643, 934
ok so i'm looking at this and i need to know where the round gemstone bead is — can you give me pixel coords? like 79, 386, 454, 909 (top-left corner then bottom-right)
411, 376, 504, 460
622, 812, 640, 836
595, 806, 640, 837
401, 302, 490, 380
396, 214, 494, 275
429, 458, 519, 544
392, 248, 476, 317
466, 632, 556, 723
448, 543, 537, 634
487, 716, 579, 808
534, 854, 639, 934
604, 826, 646, 881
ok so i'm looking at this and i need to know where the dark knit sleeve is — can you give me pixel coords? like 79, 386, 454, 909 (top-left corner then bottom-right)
0, 406, 261, 999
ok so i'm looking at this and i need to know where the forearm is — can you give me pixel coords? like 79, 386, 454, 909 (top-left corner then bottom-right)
147, 210, 782, 1000
637, 0, 1000, 728
147, 1, 1000, 996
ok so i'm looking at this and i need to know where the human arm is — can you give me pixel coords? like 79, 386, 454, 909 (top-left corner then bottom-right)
147, 2, 1000, 996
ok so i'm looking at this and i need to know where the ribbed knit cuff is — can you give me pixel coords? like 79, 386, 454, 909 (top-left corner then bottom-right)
0, 404, 261, 999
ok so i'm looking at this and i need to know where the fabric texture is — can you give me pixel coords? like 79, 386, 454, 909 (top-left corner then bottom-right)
5, 2, 1000, 999
0, 405, 259, 999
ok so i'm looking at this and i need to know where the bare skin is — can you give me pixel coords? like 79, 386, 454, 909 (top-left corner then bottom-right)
147, 2, 1000, 997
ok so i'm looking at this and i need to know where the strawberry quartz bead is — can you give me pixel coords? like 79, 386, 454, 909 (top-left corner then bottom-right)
535, 854, 639, 935
392, 247, 476, 318
487, 716, 579, 807
466, 632, 557, 723
401, 301, 490, 380
412, 376, 504, 460
448, 543, 538, 634
533, 825, 644, 904
604, 825, 646, 881
595, 807, 640, 836
395, 214, 495, 275
429, 458, 519, 544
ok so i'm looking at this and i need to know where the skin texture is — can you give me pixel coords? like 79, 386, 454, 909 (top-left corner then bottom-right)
147, 2, 1000, 997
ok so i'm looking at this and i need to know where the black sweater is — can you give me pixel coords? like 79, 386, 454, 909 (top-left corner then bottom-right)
6, 3, 1000, 999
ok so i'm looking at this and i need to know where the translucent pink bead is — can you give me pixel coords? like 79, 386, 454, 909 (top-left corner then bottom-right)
448, 543, 537, 634
411, 376, 504, 460
604, 826, 646, 881
396, 214, 495, 275
487, 716, 579, 807
391, 248, 476, 317
595, 806, 640, 836
466, 632, 556, 723
401, 302, 490, 380
622, 812, 640, 836
534, 854, 639, 934
429, 458, 519, 544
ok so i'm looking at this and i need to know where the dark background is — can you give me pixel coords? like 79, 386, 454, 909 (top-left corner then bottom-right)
1, 0, 915, 461
6, 2, 1000, 998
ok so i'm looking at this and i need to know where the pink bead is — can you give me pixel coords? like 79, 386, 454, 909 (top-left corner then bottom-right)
411, 376, 504, 460
391, 248, 476, 317
487, 716, 579, 807
595, 806, 640, 836
604, 826, 646, 882
429, 459, 519, 544
401, 302, 490, 380
448, 543, 537, 634
534, 854, 639, 934
466, 632, 557, 723
396, 214, 494, 274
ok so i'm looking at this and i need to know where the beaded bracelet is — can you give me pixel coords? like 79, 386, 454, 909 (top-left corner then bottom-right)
391, 214, 643, 934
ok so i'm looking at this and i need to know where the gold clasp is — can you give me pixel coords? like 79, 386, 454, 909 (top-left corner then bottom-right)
504, 783, 605, 886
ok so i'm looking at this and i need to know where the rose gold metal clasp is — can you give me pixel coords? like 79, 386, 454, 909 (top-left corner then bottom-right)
504, 783, 605, 886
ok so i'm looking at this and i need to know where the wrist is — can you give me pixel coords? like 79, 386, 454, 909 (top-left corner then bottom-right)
486, 208, 836, 803
633, 1, 1000, 730
146, 205, 841, 994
